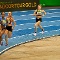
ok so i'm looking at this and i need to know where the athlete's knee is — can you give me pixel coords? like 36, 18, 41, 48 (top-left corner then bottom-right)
35, 23, 38, 27
4, 30, 8, 35
38, 24, 41, 27
35, 24, 36, 27
8, 33, 12, 38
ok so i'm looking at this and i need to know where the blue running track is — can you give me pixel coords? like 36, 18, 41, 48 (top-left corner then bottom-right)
0, 9, 60, 54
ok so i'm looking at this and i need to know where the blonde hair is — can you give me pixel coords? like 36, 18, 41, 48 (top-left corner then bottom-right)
8, 12, 12, 16
8, 12, 12, 14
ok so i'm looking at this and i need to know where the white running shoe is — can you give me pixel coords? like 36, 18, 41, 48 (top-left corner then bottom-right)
42, 31, 44, 34
33, 33, 37, 36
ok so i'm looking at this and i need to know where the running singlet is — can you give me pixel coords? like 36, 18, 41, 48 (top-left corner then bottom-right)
36, 10, 42, 16
7, 18, 12, 25
0, 17, 6, 26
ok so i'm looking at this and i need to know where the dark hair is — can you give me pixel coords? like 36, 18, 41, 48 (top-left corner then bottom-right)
1, 12, 5, 15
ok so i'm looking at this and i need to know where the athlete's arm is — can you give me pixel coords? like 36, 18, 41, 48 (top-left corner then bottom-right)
33, 10, 38, 16
42, 10, 46, 16
12, 18, 16, 29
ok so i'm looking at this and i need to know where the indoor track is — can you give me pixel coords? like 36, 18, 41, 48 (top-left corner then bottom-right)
0, 8, 60, 54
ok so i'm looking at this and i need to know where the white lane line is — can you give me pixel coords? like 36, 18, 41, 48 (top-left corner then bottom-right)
44, 31, 48, 33
13, 11, 60, 17
22, 35, 25, 36
28, 28, 32, 29
52, 35, 55, 36
14, 19, 29, 21
15, 23, 34, 27
43, 26, 48, 27
18, 29, 22, 30
14, 16, 60, 21
58, 29, 60, 30
31, 18, 35, 19
14, 24, 60, 32
44, 17, 52, 18
43, 37, 46, 39
20, 24, 24, 25
43, 25, 53, 27
48, 9, 59, 10
24, 19, 28, 20
52, 16, 60, 17
29, 34, 32, 35
50, 21, 55, 22
57, 20, 60, 22
53, 30, 58, 31
49, 25, 54, 26
21, 15, 26, 16
45, 11, 60, 14
14, 19, 60, 28
13, 30, 18, 31
2, 28, 60, 45
29, 14, 33, 15
39, 31, 48, 34
49, 20, 60, 22
53, 12, 60, 13
14, 29, 22, 31
47, 12, 53, 14
13, 14, 60, 20
13, 37, 16, 38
